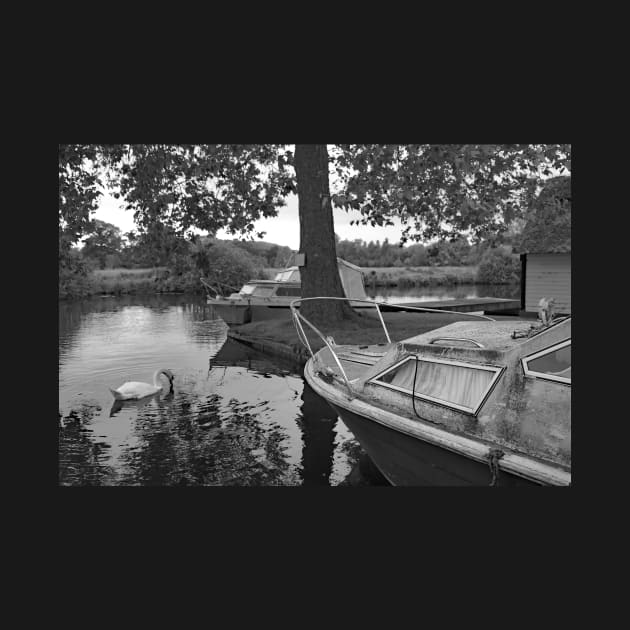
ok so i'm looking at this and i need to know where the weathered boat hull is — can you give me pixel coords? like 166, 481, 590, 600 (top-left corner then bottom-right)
303, 352, 570, 486
332, 404, 537, 486
208, 302, 251, 325
208, 299, 374, 325
207, 300, 294, 324
293, 297, 570, 487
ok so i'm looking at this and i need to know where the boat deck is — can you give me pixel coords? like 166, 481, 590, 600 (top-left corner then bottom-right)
402, 320, 534, 351
379, 297, 520, 315
316, 345, 388, 381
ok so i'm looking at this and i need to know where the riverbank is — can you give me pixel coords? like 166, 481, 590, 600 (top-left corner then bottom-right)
265, 265, 483, 288
60, 264, 516, 300
229, 310, 524, 364
363, 265, 478, 288
60, 267, 195, 299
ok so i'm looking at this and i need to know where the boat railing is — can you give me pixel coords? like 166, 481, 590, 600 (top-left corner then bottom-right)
429, 337, 485, 348
289, 297, 495, 390
201, 278, 240, 299
200, 278, 220, 298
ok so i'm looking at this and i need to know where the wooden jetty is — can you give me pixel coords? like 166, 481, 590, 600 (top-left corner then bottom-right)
380, 297, 520, 316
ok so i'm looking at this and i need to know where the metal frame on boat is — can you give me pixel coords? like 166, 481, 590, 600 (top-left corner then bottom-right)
290, 297, 571, 486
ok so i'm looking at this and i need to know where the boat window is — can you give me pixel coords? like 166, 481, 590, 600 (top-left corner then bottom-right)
522, 339, 571, 384
275, 286, 302, 297
252, 286, 276, 297
274, 270, 300, 282
370, 356, 503, 415
239, 284, 256, 295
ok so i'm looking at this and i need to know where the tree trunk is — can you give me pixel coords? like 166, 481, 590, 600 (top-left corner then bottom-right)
294, 144, 357, 326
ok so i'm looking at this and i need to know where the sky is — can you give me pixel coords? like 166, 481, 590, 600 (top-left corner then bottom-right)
92, 190, 408, 251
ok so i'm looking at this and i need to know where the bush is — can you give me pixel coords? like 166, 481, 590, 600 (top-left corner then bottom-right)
175, 240, 264, 294
59, 248, 94, 299
476, 247, 520, 284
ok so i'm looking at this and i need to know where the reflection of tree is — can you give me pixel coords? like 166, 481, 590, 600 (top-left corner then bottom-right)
59, 300, 93, 365
296, 382, 338, 486
58, 418, 116, 486
115, 390, 298, 486
180, 302, 228, 351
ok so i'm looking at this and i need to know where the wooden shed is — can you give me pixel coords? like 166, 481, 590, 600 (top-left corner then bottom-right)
521, 251, 571, 315
518, 175, 571, 316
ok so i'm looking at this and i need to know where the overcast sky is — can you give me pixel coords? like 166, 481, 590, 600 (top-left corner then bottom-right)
93, 190, 408, 250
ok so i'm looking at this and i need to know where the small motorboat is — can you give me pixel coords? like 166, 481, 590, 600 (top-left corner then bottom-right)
202, 258, 369, 325
291, 297, 571, 486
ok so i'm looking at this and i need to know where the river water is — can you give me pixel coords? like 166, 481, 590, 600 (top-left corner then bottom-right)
366, 283, 519, 303
58, 284, 518, 486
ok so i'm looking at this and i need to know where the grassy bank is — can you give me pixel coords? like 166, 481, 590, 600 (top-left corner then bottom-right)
90, 267, 173, 295
234, 311, 521, 355
62, 263, 513, 300
363, 266, 479, 287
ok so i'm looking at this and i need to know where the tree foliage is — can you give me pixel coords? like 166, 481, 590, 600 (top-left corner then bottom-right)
335, 236, 493, 268
60, 144, 571, 320
102, 144, 295, 237
122, 223, 191, 268
59, 144, 103, 245
476, 246, 521, 284
172, 238, 265, 293
330, 144, 570, 243
80, 219, 123, 269
519, 175, 571, 253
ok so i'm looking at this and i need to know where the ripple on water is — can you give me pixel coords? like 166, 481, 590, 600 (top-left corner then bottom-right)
59, 295, 382, 486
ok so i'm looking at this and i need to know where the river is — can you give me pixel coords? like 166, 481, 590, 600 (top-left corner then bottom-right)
58, 284, 519, 486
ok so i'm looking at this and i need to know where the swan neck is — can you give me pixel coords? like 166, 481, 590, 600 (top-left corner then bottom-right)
153, 369, 172, 387
153, 370, 164, 387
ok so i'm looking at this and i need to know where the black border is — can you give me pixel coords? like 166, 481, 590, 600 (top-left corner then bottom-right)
52, 89, 579, 575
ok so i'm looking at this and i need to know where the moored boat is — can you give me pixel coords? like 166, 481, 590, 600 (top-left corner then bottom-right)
203, 258, 369, 325
291, 297, 571, 486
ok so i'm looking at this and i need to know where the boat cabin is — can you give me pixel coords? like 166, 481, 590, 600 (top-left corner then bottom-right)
307, 313, 571, 482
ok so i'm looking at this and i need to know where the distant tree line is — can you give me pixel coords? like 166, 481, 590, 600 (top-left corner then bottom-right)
334, 234, 519, 268
78, 220, 518, 274
77, 220, 294, 272
60, 219, 297, 298
61, 173, 569, 298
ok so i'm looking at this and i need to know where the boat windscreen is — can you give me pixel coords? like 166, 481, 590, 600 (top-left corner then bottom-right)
372, 357, 502, 414
275, 269, 300, 282
252, 286, 276, 297
240, 284, 256, 295
522, 340, 571, 383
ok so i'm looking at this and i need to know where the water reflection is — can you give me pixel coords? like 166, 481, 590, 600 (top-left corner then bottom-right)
109, 391, 165, 417
297, 383, 338, 485
59, 295, 373, 486
367, 283, 520, 303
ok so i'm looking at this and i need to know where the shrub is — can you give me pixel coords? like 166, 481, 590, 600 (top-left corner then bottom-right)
476, 247, 520, 284
175, 240, 264, 294
59, 248, 94, 299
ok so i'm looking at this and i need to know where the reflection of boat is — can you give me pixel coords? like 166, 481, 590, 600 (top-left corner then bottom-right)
292, 297, 571, 486
212, 337, 303, 373
202, 258, 368, 325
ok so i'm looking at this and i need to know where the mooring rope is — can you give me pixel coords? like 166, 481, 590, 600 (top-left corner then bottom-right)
488, 448, 505, 486
411, 354, 421, 419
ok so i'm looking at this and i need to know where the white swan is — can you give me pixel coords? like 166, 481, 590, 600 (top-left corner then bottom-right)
109, 369, 174, 400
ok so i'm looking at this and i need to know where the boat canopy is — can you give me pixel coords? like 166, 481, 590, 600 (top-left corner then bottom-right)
273, 258, 367, 300
274, 268, 301, 282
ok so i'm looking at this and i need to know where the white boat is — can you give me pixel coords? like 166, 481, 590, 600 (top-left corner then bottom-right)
291, 297, 571, 486
203, 258, 368, 325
